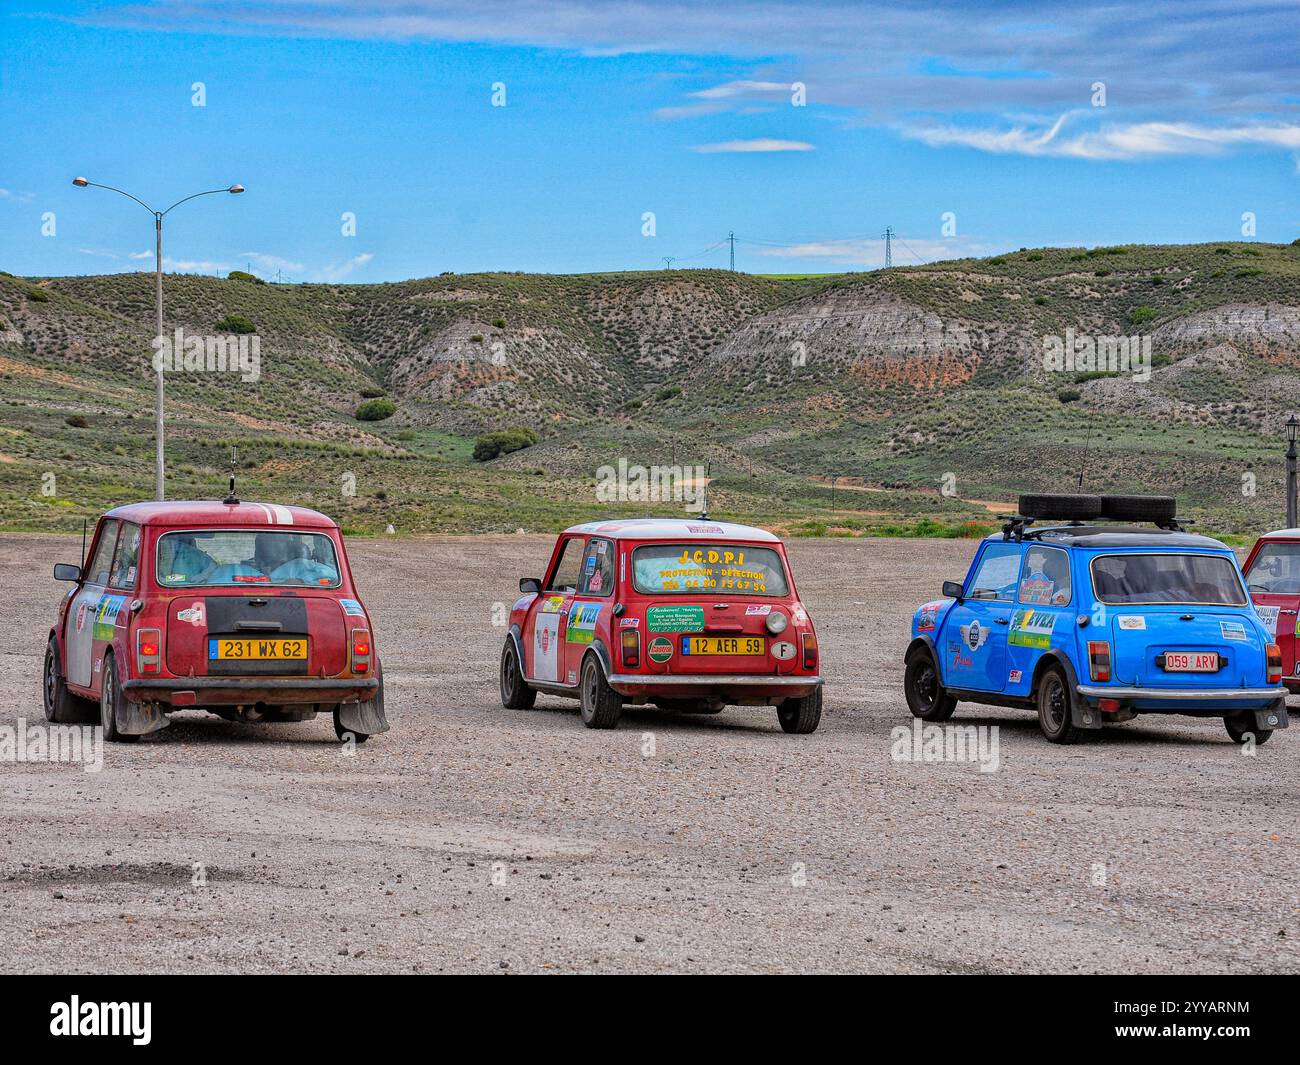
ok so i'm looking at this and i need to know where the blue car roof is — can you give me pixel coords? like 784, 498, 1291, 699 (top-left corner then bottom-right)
982, 525, 1230, 550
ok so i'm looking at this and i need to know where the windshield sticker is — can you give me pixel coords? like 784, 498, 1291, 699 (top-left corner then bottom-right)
340, 599, 365, 617
959, 620, 990, 651
1018, 577, 1054, 605
1255, 604, 1279, 634
1117, 615, 1146, 630
1220, 620, 1247, 641
1009, 608, 1057, 649
92, 595, 127, 642
647, 605, 705, 633
565, 602, 602, 644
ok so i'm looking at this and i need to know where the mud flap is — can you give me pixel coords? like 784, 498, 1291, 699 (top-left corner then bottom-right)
1254, 700, 1289, 731
336, 693, 389, 736
119, 699, 170, 736
1069, 691, 1103, 729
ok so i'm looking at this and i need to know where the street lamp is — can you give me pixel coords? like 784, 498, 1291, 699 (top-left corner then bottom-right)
72, 177, 244, 500
1287, 414, 1299, 528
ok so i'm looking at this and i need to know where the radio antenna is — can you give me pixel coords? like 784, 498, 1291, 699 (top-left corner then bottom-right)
1077, 421, 1095, 489
223, 446, 240, 504
80, 518, 88, 568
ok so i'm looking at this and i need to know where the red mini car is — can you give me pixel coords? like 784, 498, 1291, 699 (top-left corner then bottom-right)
499, 518, 823, 732
43, 498, 388, 743
1243, 527, 1300, 694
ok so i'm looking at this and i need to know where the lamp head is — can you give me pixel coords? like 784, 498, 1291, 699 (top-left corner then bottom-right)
72, 176, 88, 187
228, 184, 245, 194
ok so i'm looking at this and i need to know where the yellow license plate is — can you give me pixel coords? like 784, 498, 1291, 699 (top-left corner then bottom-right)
682, 636, 766, 656
208, 637, 307, 661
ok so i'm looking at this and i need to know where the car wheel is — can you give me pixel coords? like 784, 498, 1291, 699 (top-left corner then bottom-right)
777, 687, 822, 734
1036, 666, 1078, 744
44, 637, 96, 724
333, 707, 369, 744
1225, 711, 1272, 746
579, 655, 622, 729
904, 648, 957, 722
500, 639, 536, 710
99, 655, 138, 744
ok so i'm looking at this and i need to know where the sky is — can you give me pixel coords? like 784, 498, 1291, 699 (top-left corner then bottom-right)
2, 0, 1300, 281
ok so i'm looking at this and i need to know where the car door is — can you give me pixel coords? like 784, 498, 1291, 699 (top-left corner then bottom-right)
941, 541, 1022, 692
1243, 539, 1298, 676
563, 536, 615, 686
66, 519, 120, 688
528, 535, 584, 684
1005, 544, 1073, 696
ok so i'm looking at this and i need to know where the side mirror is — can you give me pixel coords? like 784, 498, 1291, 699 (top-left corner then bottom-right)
942, 580, 963, 601
54, 563, 81, 583
519, 577, 541, 595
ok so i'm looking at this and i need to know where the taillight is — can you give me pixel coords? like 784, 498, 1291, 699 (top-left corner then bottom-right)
351, 628, 372, 674
621, 629, 640, 669
136, 627, 161, 675
801, 632, 818, 671
1266, 643, 1282, 684
1087, 641, 1111, 682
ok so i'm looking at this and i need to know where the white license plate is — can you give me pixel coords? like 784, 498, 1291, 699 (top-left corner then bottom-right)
1162, 651, 1218, 673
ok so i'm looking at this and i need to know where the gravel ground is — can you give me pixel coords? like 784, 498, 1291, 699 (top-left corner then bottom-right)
1, 533, 1297, 974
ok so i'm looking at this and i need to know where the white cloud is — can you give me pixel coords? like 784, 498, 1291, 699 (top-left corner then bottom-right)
692, 139, 814, 153
691, 80, 789, 99
0, 188, 36, 204
753, 235, 999, 266
315, 253, 374, 282
242, 251, 307, 275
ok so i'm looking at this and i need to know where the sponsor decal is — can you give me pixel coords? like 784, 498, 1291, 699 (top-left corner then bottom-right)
686, 524, 724, 534
647, 636, 673, 663
619, 617, 640, 628
959, 619, 990, 651
565, 602, 602, 644
541, 595, 565, 613
916, 602, 942, 632
340, 598, 366, 617
1009, 608, 1057, 649
745, 604, 772, 616
1220, 620, 1247, 642
646, 604, 705, 633
1117, 615, 1146, 631
589, 569, 604, 592
91, 595, 127, 642
177, 602, 205, 627
1254, 604, 1279, 634
75, 602, 88, 634
1008, 669, 1022, 683
596, 540, 608, 554
533, 614, 560, 681
792, 605, 808, 623
567, 670, 577, 684
1018, 577, 1054, 606
585, 555, 597, 572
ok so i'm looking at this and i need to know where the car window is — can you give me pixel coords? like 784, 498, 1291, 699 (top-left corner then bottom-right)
546, 537, 584, 593
1018, 545, 1072, 606
1091, 552, 1247, 606
580, 538, 615, 597
631, 543, 789, 596
109, 523, 142, 590
1245, 542, 1300, 594
156, 530, 341, 588
85, 520, 120, 586
966, 543, 1022, 601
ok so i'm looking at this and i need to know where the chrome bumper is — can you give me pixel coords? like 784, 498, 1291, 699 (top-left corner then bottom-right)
1077, 684, 1286, 701
607, 673, 822, 687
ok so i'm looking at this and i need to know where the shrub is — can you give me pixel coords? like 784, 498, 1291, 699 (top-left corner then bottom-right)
355, 398, 396, 421
359, 386, 387, 399
1057, 389, 1081, 403
215, 313, 256, 334
472, 427, 538, 462
656, 385, 682, 401
227, 270, 264, 284
1128, 305, 1157, 325
492, 318, 506, 329
65, 415, 88, 428
27, 287, 49, 302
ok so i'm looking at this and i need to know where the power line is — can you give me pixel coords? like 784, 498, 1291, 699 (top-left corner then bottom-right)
882, 226, 894, 269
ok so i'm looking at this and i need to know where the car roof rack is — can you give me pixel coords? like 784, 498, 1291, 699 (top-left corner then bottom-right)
1000, 514, 1186, 542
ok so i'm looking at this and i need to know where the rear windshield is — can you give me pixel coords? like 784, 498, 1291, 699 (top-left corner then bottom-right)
632, 543, 789, 596
1090, 552, 1246, 606
157, 530, 342, 588
1245, 542, 1300, 594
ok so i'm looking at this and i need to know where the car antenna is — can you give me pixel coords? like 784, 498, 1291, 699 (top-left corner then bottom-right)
80, 518, 88, 568
222, 446, 240, 505
1076, 421, 1095, 488
698, 461, 710, 520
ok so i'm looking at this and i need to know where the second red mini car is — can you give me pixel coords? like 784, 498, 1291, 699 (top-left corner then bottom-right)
500, 519, 823, 731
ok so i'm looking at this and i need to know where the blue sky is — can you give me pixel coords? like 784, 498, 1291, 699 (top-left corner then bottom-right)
3, 0, 1300, 281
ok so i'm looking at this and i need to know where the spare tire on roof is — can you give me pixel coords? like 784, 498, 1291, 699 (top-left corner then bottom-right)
1017, 493, 1103, 521
1100, 494, 1176, 523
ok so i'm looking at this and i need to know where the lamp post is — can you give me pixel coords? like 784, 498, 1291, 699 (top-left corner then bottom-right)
72, 177, 244, 500
1287, 415, 1299, 528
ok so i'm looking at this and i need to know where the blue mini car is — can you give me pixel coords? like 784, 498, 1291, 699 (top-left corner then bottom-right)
904, 494, 1289, 744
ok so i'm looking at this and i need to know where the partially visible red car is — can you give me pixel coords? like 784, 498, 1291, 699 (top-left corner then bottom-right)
1243, 528, 1300, 693
499, 518, 823, 732
44, 499, 388, 743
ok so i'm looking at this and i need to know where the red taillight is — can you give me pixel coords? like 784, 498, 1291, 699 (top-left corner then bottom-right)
801, 632, 818, 671
1266, 643, 1282, 684
1087, 640, 1111, 682
136, 627, 161, 675
351, 628, 372, 674
621, 629, 640, 669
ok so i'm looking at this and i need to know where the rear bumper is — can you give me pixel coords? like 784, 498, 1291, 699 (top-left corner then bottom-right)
122, 677, 379, 706
607, 673, 822, 698
1077, 684, 1286, 701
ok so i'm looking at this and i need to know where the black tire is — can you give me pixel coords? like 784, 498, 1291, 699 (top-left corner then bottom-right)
579, 655, 623, 729
99, 655, 138, 744
777, 687, 822, 734
1018, 493, 1103, 521
1036, 666, 1078, 744
1225, 712, 1272, 746
1100, 494, 1176, 524
904, 648, 957, 722
43, 637, 96, 724
500, 639, 536, 710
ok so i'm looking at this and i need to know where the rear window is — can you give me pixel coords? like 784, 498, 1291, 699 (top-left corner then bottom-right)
1245, 542, 1300, 594
1090, 552, 1247, 606
157, 530, 342, 588
631, 543, 789, 596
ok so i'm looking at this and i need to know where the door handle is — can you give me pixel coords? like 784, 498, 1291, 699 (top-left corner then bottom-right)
994, 617, 1009, 625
